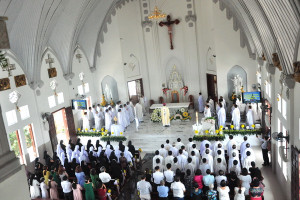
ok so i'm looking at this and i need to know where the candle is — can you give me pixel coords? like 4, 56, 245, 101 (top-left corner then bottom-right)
196, 112, 199, 126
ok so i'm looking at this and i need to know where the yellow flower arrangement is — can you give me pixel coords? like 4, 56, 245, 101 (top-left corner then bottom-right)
111, 132, 114, 135
77, 128, 81, 131
220, 125, 223, 129
205, 130, 209, 134
85, 128, 88, 131
105, 130, 108, 133
101, 128, 104, 132
251, 124, 255, 128
183, 112, 189, 118
241, 124, 245, 128
108, 189, 111, 194
93, 128, 96, 132
120, 132, 123, 135
215, 130, 219, 134
219, 128, 222, 132
194, 130, 199, 134
230, 125, 234, 129
138, 148, 142, 152
101, 132, 105, 136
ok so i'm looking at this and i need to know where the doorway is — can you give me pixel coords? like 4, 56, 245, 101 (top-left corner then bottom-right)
206, 74, 218, 103
128, 78, 144, 101
53, 108, 70, 146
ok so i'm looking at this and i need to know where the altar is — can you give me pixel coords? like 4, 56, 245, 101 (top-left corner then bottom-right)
150, 102, 189, 114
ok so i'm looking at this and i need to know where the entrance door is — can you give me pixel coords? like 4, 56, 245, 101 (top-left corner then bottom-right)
53, 108, 70, 147
206, 74, 218, 103
128, 78, 144, 102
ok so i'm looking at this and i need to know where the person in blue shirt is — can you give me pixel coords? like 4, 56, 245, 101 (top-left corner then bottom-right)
191, 182, 202, 199
157, 180, 169, 200
202, 169, 215, 194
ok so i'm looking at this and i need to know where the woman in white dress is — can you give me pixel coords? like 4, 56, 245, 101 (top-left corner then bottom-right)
217, 180, 230, 200
234, 181, 246, 200
30, 175, 41, 199
40, 177, 49, 198
238, 168, 252, 195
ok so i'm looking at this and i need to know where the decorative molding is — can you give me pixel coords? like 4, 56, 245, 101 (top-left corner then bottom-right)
185, 14, 197, 23
63, 73, 75, 80
141, 20, 153, 28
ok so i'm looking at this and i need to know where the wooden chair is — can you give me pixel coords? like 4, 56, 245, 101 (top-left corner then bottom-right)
188, 95, 194, 109
158, 96, 164, 104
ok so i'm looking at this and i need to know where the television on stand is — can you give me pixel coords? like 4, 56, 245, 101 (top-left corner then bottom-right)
71, 99, 87, 110
242, 91, 261, 104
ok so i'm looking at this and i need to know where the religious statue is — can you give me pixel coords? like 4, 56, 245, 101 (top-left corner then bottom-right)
104, 84, 112, 101
100, 94, 107, 107
231, 74, 243, 95
159, 15, 180, 50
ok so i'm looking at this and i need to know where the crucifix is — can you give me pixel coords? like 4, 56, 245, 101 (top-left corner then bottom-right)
2, 58, 16, 77
159, 15, 180, 50
45, 54, 54, 68
76, 52, 82, 63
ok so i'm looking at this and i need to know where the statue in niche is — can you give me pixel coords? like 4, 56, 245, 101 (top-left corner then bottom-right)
231, 74, 243, 95
104, 84, 112, 101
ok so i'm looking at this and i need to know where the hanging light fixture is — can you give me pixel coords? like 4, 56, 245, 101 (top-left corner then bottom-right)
148, 6, 166, 20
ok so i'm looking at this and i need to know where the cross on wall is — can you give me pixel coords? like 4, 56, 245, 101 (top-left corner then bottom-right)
45, 54, 54, 68
2, 58, 16, 77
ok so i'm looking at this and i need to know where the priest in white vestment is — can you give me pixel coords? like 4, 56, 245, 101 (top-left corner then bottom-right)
198, 93, 205, 113
134, 102, 144, 122
217, 103, 226, 128
94, 111, 102, 131
139, 96, 146, 115
161, 103, 170, 127
231, 104, 241, 129
105, 109, 112, 132
204, 105, 212, 118
88, 107, 94, 128
247, 105, 254, 128
117, 109, 126, 130
127, 102, 135, 122
209, 97, 215, 113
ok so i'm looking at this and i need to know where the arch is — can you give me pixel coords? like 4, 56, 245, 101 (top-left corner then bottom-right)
101, 75, 119, 103
227, 65, 248, 99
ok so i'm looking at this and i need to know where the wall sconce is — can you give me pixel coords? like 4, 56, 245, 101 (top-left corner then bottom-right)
8, 90, 21, 111
79, 72, 85, 85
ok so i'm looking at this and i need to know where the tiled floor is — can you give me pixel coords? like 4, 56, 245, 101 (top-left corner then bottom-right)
125, 111, 287, 200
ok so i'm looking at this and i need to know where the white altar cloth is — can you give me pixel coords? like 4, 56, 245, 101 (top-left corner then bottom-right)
150, 102, 190, 110
111, 124, 124, 136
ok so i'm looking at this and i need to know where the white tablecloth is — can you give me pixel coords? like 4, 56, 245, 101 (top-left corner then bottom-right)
111, 124, 124, 136
150, 102, 190, 109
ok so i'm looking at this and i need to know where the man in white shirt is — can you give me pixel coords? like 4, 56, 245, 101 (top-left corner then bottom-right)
177, 149, 187, 171
214, 158, 227, 175
241, 143, 255, 162
190, 151, 199, 170
240, 136, 248, 156
171, 176, 186, 199
230, 144, 239, 159
153, 150, 164, 169
229, 160, 241, 175
152, 166, 164, 191
61, 176, 72, 200
186, 138, 195, 153
201, 144, 213, 157
175, 138, 184, 150
200, 138, 211, 155
257, 135, 270, 166
226, 135, 236, 157
180, 146, 189, 157
137, 175, 152, 200
213, 140, 223, 155
242, 151, 254, 171
165, 151, 174, 167
170, 144, 179, 157
217, 103, 226, 128
159, 144, 168, 158
215, 170, 227, 187
184, 157, 195, 175
153, 158, 165, 172
214, 149, 226, 167
171, 157, 181, 172
228, 152, 240, 173
164, 139, 172, 151
190, 144, 200, 159
88, 107, 95, 128
199, 158, 211, 176
99, 167, 112, 184
202, 149, 214, 172
164, 163, 174, 188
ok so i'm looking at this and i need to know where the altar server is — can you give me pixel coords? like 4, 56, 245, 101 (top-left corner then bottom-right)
226, 135, 237, 157
159, 144, 168, 158
214, 158, 227, 175
204, 104, 212, 118
153, 151, 164, 169
134, 102, 144, 122
247, 105, 254, 128
94, 111, 102, 131
127, 102, 135, 122
198, 93, 205, 113
161, 103, 170, 127
117, 109, 126, 129
200, 138, 211, 155
232, 104, 241, 129
186, 138, 195, 153
208, 97, 215, 113
140, 96, 146, 114
242, 151, 254, 171
82, 112, 90, 131
217, 103, 226, 128
240, 136, 248, 156
165, 151, 174, 167
175, 138, 184, 150
123, 104, 130, 127
105, 109, 112, 132
88, 107, 94, 128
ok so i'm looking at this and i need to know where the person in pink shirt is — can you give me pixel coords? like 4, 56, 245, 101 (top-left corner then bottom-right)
194, 169, 203, 189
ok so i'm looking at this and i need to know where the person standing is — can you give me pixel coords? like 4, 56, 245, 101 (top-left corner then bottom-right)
232, 104, 240, 129
104, 109, 112, 132
204, 105, 212, 118
161, 103, 170, 127
137, 175, 152, 200
198, 93, 205, 113
88, 107, 94, 129
157, 180, 169, 200
61, 176, 73, 200
84, 177, 95, 200
247, 105, 254, 128
257, 135, 270, 166
217, 103, 226, 128
170, 176, 186, 200
135, 102, 144, 122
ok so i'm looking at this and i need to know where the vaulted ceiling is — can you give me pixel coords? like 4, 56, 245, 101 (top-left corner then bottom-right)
0, 0, 299, 89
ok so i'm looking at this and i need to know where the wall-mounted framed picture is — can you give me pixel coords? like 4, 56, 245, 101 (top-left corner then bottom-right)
14, 74, 27, 87
0, 78, 10, 91
48, 68, 57, 78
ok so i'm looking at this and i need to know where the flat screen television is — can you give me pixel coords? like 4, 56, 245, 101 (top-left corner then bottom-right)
242, 92, 261, 103
71, 99, 87, 110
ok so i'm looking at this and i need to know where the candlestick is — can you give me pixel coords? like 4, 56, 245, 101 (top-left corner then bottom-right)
196, 111, 198, 126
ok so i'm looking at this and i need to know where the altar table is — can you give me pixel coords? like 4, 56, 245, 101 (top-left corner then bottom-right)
150, 102, 190, 115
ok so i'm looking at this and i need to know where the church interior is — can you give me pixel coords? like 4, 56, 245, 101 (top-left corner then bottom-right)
0, 0, 299, 199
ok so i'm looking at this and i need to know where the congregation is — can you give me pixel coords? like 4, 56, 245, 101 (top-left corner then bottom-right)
137, 136, 268, 200
28, 138, 139, 200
